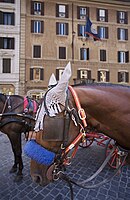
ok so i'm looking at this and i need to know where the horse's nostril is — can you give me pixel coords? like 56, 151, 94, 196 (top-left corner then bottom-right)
32, 174, 42, 184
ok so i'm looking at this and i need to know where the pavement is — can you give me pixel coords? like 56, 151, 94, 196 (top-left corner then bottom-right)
0, 132, 130, 200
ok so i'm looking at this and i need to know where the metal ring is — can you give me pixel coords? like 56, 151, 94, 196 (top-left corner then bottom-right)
78, 108, 86, 120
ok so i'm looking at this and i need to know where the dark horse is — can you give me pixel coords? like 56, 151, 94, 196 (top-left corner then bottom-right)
24, 63, 130, 187
0, 93, 38, 181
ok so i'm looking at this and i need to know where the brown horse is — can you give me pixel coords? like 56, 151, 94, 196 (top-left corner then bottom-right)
0, 93, 38, 181
25, 63, 130, 187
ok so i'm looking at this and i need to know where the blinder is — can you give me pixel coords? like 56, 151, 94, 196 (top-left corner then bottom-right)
43, 112, 70, 142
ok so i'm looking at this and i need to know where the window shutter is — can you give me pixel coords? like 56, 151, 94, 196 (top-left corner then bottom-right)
104, 50, 106, 61
126, 72, 129, 83
56, 22, 59, 34
77, 70, 80, 79
56, 69, 59, 80
117, 11, 119, 23
0, 11, 3, 24
78, 24, 80, 36
11, 13, 15, 25
40, 68, 44, 80
38, 46, 41, 58
125, 29, 128, 40
80, 48, 83, 60
30, 68, 33, 80
97, 9, 99, 21
106, 27, 108, 39
65, 5, 69, 18
87, 70, 91, 79
31, 1, 34, 15
125, 12, 128, 24
66, 23, 68, 35
118, 72, 121, 82
87, 48, 89, 60
98, 71, 100, 81
118, 51, 120, 62
59, 47, 66, 59
100, 50, 103, 61
56, 4, 59, 17
77, 6, 80, 19
31, 20, 34, 33
0, 37, 3, 49
126, 51, 129, 63
41, 2, 44, 15
11, 38, 14, 49
41, 21, 44, 33
105, 9, 108, 22
86, 7, 89, 17
117, 28, 120, 40
106, 71, 109, 82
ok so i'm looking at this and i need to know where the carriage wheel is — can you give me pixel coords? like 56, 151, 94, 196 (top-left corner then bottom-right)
79, 137, 94, 148
105, 139, 125, 169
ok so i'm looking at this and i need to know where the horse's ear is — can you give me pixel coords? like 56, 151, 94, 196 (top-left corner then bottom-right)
58, 62, 72, 85
45, 62, 72, 113
48, 73, 57, 88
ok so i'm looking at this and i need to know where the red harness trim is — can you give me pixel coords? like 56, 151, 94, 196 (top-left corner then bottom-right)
68, 85, 87, 127
64, 86, 87, 158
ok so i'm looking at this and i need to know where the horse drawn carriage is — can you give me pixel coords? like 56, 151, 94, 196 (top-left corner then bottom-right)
24, 62, 130, 199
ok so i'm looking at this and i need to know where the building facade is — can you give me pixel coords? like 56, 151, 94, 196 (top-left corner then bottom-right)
0, 0, 20, 95
22, 0, 130, 99
0, 0, 130, 98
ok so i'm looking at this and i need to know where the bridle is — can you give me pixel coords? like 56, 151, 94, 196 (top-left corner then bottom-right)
43, 85, 89, 176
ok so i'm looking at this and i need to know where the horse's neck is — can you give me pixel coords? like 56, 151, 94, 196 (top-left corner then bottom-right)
9, 95, 24, 113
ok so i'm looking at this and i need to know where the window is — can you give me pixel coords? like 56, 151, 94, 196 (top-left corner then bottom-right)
56, 22, 68, 35
31, 1, 44, 15
31, 20, 44, 33
30, 68, 44, 81
97, 26, 108, 39
0, 12, 15, 25
56, 68, 64, 80
77, 69, 91, 79
33, 45, 41, 58
117, 28, 128, 41
97, 9, 108, 22
0, 37, 14, 49
100, 49, 106, 61
118, 51, 129, 63
56, 4, 68, 18
59, 47, 66, 59
78, 24, 88, 37
80, 48, 89, 60
118, 71, 129, 83
98, 70, 109, 82
117, 11, 128, 24
0, 0, 15, 3
2, 58, 11, 73
77, 6, 89, 20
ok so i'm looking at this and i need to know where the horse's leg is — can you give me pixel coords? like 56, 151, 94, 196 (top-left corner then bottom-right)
7, 133, 24, 182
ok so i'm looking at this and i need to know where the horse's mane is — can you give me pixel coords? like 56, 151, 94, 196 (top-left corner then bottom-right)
72, 82, 130, 89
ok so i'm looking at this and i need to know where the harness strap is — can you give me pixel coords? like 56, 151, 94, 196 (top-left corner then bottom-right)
68, 85, 87, 128
59, 148, 128, 191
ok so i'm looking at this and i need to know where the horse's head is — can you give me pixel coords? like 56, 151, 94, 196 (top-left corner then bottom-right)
24, 62, 82, 186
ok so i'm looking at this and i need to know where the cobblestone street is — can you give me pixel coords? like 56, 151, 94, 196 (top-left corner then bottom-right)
0, 132, 130, 200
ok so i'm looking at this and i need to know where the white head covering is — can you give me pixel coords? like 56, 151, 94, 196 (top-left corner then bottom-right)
48, 73, 57, 88
34, 62, 72, 132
